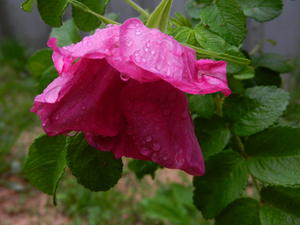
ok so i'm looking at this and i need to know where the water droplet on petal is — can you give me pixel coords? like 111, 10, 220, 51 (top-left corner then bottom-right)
87, 41, 92, 46
120, 73, 130, 81
153, 143, 161, 151
144, 48, 149, 52
151, 50, 156, 55
146, 42, 151, 48
126, 40, 133, 47
42, 122, 46, 126
146, 136, 152, 142
81, 106, 86, 110
135, 30, 142, 35
142, 58, 146, 63
141, 147, 151, 156
55, 115, 60, 120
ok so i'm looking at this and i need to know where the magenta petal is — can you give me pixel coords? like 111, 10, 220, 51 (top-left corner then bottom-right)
117, 18, 230, 96
196, 59, 231, 96
47, 24, 120, 74
32, 59, 125, 136
121, 80, 205, 176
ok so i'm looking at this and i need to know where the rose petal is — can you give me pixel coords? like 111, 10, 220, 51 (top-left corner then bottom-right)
121, 80, 205, 176
47, 25, 120, 74
32, 59, 125, 136
118, 18, 230, 96
196, 59, 231, 96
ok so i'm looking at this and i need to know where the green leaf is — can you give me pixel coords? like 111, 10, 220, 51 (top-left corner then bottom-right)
141, 184, 203, 225
170, 26, 198, 46
21, 0, 36, 12
223, 86, 290, 136
50, 19, 82, 47
237, 0, 283, 22
194, 25, 246, 74
23, 135, 66, 195
194, 117, 231, 159
128, 159, 160, 180
233, 66, 255, 80
246, 127, 300, 186
253, 53, 293, 73
37, 0, 69, 27
185, 0, 212, 19
215, 198, 261, 225
66, 133, 123, 191
27, 49, 57, 92
244, 67, 282, 88
261, 186, 300, 217
193, 151, 248, 219
72, 0, 109, 32
260, 205, 300, 225
27, 49, 53, 77
199, 0, 246, 45
189, 94, 215, 119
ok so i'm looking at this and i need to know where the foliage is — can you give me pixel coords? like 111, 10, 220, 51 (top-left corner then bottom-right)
18, 0, 300, 225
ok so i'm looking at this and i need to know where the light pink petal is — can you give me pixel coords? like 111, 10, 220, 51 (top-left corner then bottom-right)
122, 80, 204, 176
31, 59, 125, 136
47, 24, 120, 74
117, 18, 230, 96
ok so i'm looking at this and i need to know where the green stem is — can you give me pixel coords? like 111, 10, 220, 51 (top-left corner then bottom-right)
124, 0, 149, 18
234, 135, 261, 199
185, 44, 251, 65
69, 0, 120, 24
215, 94, 224, 117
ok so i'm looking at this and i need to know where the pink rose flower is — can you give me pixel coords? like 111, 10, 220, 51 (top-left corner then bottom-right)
31, 18, 231, 176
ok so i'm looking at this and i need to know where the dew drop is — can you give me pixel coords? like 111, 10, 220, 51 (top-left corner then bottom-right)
153, 143, 161, 151
81, 106, 86, 110
126, 40, 133, 47
151, 50, 156, 55
141, 147, 151, 156
120, 73, 130, 81
146, 136, 152, 142
144, 48, 149, 52
135, 30, 142, 35
87, 41, 92, 46
55, 115, 60, 120
42, 122, 46, 126
146, 42, 151, 48
142, 58, 146, 63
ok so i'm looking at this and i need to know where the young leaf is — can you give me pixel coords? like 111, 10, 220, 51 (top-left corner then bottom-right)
50, 19, 82, 47
72, 0, 110, 32
37, 0, 69, 27
223, 86, 290, 136
189, 94, 215, 119
260, 205, 300, 225
193, 151, 248, 219
253, 53, 293, 73
23, 135, 67, 195
185, 0, 213, 19
66, 133, 123, 191
261, 186, 300, 217
128, 159, 160, 180
199, 0, 246, 46
215, 198, 261, 225
194, 117, 231, 159
237, 0, 283, 22
21, 0, 36, 12
246, 126, 300, 186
